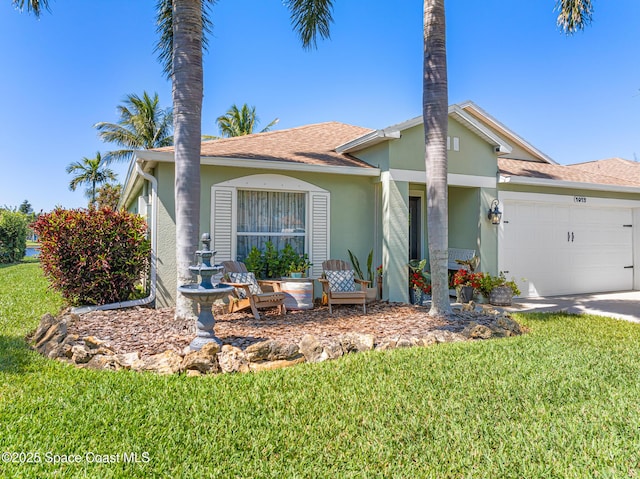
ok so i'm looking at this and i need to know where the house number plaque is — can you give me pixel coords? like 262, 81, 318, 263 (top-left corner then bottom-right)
574, 196, 587, 203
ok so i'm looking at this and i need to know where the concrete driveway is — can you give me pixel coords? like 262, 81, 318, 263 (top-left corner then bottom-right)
506, 291, 640, 323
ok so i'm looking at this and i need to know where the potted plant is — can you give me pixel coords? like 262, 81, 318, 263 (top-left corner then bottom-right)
288, 253, 312, 278
408, 259, 431, 305
348, 249, 377, 302
477, 272, 521, 306
451, 269, 483, 303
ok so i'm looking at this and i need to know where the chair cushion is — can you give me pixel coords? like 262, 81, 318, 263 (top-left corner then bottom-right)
325, 270, 356, 292
227, 272, 262, 298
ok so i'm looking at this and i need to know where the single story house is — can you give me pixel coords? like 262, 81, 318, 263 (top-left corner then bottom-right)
120, 101, 640, 307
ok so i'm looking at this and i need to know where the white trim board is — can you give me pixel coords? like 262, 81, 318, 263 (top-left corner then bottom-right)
499, 175, 640, 195
213, 173, 328, 193
499, 190, 640, 209
384, 169, 496, 188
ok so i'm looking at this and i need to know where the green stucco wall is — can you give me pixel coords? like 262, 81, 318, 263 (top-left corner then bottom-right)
356, 142, 390, 171
355, 120, 498, 180
388, 125, 424, 171
152, 163, 378, 307
447, 120, 498, 178
449, 187, 480, 251
382, 176, 409, 303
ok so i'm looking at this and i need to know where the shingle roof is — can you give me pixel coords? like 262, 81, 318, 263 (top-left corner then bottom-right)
568, 157, 640, 183
498, 158, 640, 187
154, 122, 375, 168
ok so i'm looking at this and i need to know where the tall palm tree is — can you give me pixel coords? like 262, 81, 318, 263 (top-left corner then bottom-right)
213, 103, 279, 138
155, 0, 333, 320
66, 152, 117, 207
94, 91, 173, 164
423, 0, 450, 316
422, 0, 594, 316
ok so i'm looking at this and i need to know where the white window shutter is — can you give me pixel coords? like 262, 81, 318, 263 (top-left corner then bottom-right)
309, 191, 330, 278
211, 186, 235, 262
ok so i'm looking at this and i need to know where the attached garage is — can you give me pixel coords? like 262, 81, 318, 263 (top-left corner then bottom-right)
498, 192, 638, 297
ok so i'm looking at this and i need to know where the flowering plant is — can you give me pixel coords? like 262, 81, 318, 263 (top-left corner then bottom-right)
408, 259, 431, 294
452, 269, 484, 289
376, 264, 383, 277
476, 272, 521, 297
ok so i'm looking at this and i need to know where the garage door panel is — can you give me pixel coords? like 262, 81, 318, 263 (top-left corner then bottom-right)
500, 199, 633, 297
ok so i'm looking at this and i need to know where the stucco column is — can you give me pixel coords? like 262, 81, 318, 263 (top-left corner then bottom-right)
381, 172, 409, 303
481, 187, 499, 275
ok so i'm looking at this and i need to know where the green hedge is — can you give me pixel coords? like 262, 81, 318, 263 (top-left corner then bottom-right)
0, 209, 28, 264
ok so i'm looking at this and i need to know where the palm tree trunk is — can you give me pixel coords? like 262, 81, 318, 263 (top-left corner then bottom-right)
172, 0, 202, 320
423, 0, 452, 316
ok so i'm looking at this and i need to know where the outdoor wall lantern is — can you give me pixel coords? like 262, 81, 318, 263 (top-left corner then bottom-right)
488, 199, 502, 225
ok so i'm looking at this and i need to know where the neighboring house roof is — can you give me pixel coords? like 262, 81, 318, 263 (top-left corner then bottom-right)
568, 157, 640, 183
499, 158, 640, 188
153, 121, 375, 169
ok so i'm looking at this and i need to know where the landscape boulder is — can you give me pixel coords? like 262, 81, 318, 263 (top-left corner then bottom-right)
181, 342, 221, 374
218, 345, 249, 373
132, 350, 183, 375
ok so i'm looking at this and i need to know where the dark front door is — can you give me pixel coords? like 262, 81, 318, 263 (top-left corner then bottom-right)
409, 196, 421, 261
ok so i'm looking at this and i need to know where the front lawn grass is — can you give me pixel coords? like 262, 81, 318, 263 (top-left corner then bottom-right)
2, 261, 640, 478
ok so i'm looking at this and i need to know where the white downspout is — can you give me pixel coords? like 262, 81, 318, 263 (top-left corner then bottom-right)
72, 161, 158, 314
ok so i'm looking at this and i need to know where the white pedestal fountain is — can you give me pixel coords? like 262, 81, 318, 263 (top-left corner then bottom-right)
178, 233, 234, 351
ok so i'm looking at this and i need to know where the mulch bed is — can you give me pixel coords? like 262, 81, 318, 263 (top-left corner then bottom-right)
67, 301, 504, 359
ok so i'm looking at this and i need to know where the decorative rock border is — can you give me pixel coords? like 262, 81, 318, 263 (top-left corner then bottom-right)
28, 303, 522, 376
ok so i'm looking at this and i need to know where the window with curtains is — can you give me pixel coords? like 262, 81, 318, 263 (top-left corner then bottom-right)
236, 190, 306, 260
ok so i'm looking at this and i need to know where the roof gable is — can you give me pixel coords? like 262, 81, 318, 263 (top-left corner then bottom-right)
335, 102, 520, 156
458, 101, 556, 164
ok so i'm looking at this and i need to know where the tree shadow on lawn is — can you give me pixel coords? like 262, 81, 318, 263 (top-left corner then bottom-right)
0, 335, 38, 375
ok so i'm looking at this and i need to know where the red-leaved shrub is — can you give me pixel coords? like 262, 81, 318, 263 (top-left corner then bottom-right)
32, 207, 151, 306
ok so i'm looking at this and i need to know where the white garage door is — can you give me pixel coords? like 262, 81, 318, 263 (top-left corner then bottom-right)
499, 196, 634, 297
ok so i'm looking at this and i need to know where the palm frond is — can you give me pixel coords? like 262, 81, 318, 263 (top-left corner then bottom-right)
216, 103, 278, 137
12, 0, 51, 17
555, 0, 593, 34
155, 0, 216, 78
95, 91, 173, 163
260, 117, 280, 133
101, 150, 136, 165
285, 0, 334, 49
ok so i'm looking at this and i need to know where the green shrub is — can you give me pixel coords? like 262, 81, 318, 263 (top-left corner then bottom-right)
477, 271, 521, 297
0, 210, 28, 264
32, 207, 150, 306
244, 242, 300, 279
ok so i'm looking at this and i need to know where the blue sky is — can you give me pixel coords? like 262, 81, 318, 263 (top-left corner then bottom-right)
2, 0, 639, 212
